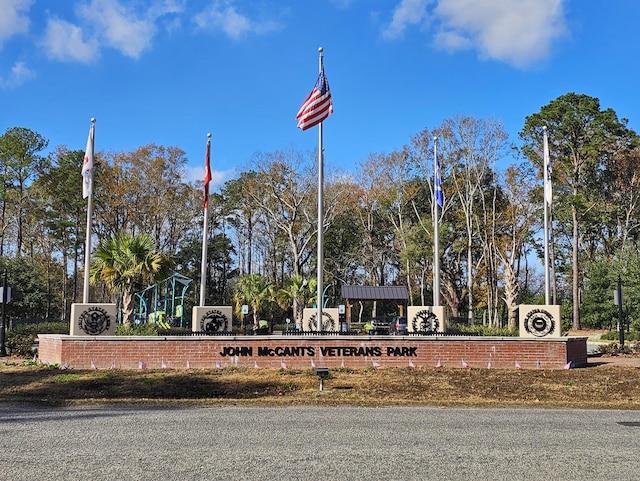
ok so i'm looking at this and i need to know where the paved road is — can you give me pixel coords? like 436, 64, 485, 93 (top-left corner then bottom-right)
0, 405, 638, 480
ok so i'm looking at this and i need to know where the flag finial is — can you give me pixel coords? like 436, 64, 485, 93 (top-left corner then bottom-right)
90, 117, 96, 124
318, 46, 323, 53
207, 132, 211, 139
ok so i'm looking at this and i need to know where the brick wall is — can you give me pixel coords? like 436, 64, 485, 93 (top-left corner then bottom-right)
38, 334, 588, 370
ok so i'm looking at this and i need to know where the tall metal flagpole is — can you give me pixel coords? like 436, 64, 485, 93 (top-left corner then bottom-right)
543, 126, 551, 305
82, 118, 96, 304
433, 137, 441, 306
200, 133, 212, 307
316, 48, 325, 332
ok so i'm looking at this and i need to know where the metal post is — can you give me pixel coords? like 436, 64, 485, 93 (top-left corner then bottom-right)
1, 270, 7, 357
617, 274, 624, 349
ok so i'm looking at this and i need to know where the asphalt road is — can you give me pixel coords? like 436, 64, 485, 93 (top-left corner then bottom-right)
0, 405, 638, 481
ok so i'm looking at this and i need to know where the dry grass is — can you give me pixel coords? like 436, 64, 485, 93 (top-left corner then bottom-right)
1, 360, 639, 409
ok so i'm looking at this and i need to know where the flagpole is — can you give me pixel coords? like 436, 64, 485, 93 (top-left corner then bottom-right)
200, 133, 212, 307
82, 118, 96, 304
316, 47, 324, 332
543, 126, 551, 305
433, 137, 441, 307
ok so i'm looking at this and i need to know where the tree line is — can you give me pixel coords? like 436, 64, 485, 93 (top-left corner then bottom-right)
1, 92, 639, 331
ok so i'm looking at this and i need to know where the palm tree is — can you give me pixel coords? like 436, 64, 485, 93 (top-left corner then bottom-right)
233, 274, 274, 329
276, 275, 317, 325
89, 231, 172, 326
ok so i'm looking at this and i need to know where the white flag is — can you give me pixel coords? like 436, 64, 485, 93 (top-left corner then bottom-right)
543, 129, 552, 206
82, 126, 94, 199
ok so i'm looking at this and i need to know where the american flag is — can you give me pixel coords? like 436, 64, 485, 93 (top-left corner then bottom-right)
110, 360, 116, 369
340, 359, 345, 368
161, 360, 168, 369
515, 360, 521, 369
254, 361, 260, 369
186, 360, 191, 369
461, 359, 469, 368
408, 359, 415, 368
138, 360, 146, 369
311, 359, 316, 368
564, 360, 573, 370
537, 360, 542, 369
215, 361, 222, 369
204, 136, 212, 208
90, 360, 97, 370
436, 359, 442, 368
296, 66, 333, 131
281, 360, 288, 369
487, 359, 492, 369
372, 360, 381, 368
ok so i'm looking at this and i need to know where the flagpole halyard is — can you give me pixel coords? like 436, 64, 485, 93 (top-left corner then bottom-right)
316, 47, 324, 332
200, 133, 212, 307
82, 118, 96, 304
543, 126, 552, 305
433, 137, 441, 307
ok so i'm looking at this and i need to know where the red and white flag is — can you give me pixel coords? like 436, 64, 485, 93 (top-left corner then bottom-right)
204, 137, 212, 208
82, 125, 94, 199
296, 66, 333, 131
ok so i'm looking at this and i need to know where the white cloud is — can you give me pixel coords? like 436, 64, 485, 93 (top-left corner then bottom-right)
383, 0, 568, 68
434, 0, 567, 67
41, 18, 99, 63
0, 61, 35, 89
40, 0, 184, 62
0, 0, 33, 48
382, 0, 430, 39
77, 0, 156, 59
187, 166, 234, 189
194, 1, 281, 40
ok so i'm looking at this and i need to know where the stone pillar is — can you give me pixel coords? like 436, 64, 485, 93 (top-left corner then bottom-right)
407, 306, 447, 333
192, 306, 233, 333
518, 304, 562, 338
70, 303, 117, 336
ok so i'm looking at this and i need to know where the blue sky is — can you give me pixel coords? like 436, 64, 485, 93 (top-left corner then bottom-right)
2, 0, 639, 189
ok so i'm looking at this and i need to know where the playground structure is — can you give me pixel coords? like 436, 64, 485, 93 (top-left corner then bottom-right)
134, 273, 192, 328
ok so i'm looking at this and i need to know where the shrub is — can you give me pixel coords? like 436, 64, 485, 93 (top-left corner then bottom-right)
115, 323, 159, 336
6, 322, 69, 358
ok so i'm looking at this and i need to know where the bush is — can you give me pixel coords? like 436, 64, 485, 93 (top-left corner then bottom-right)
6, 322, 69, 358
600, 330, 640, 341
447, 323, 518, 337
115, 323, 159, 336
